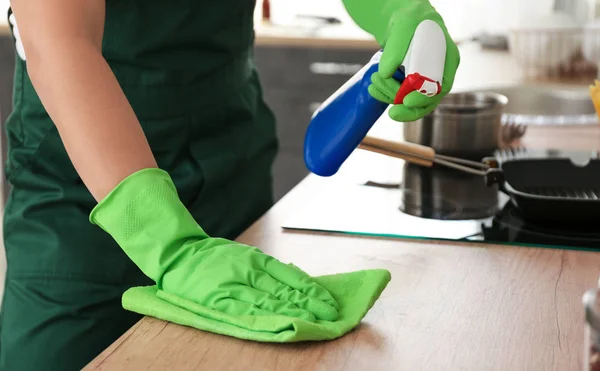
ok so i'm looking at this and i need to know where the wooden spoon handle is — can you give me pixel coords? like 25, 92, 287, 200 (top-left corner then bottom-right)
359, 136, 436, 167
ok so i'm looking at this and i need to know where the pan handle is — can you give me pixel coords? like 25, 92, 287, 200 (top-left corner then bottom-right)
358, 136, 436, 167
359, 138, 512, 194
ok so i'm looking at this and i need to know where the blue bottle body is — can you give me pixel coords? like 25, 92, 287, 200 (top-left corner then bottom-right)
303, 50, 405, 177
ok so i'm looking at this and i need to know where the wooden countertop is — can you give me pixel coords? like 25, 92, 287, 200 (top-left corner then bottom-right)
84, 44, 600, 371
254, 22, 378, 49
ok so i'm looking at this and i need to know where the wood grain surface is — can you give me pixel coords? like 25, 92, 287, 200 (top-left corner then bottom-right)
85, 166, 600, 371
84, 40, 600, 371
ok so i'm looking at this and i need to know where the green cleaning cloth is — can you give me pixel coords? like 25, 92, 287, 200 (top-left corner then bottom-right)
90, 168, 392, 340
90, 169, 342, 323
122, 269, 391, 342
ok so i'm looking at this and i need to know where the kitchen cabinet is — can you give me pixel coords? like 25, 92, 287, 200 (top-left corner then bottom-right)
253, 44, 378, 201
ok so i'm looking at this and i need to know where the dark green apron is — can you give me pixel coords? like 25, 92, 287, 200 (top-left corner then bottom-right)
0, 1, 278, 370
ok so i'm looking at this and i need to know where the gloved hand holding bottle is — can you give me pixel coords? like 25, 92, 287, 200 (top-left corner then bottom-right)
343, 0, 461, 122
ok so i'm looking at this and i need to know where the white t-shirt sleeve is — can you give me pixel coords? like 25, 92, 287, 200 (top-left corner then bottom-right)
8, 10, 27, 61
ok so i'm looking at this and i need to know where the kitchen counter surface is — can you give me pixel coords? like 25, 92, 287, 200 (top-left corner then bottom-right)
84, 42, 600, 370
254, 21, 377, 49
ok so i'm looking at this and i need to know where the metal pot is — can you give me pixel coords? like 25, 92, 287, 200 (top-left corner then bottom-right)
400, 162, 500, 220
403, 92, 509, 159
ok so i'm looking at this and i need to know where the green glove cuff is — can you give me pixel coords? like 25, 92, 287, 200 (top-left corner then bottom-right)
342, 0, 435, 45
90, 168, 208, 281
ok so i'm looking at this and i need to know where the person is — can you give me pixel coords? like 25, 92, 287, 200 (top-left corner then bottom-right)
0, 0, 459, 369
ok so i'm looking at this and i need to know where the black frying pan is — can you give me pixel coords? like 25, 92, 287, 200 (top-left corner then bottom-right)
358, 136, 600, 222
490, 158, 600, 222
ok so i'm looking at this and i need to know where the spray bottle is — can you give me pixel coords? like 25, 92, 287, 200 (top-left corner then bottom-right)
303, 19, 447, 177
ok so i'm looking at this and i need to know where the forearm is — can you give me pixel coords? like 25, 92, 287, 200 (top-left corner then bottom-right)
11, 0, 157, 202
26, 41, 157, 201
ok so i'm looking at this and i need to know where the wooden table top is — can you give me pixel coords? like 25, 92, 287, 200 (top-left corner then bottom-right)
84, 44, 600, 371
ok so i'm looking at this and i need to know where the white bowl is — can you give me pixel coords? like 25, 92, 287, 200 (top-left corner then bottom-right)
509, 12, 581, 71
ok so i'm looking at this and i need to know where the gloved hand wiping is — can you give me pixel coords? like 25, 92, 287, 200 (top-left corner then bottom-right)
343, 0, 460, 122
89, 168, 391, 342
89, 168, 339, 322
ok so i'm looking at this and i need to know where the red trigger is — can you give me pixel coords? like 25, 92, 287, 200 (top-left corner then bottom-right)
394, 73, 440, 104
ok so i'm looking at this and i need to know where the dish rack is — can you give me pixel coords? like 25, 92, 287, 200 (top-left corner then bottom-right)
509, 26, 600, 80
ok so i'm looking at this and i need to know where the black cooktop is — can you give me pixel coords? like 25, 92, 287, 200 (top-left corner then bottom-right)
282, 148, 600, 252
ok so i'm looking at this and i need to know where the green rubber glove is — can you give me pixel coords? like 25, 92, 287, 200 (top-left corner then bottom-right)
89, 168, 339, 322
343, 0, 460, 122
